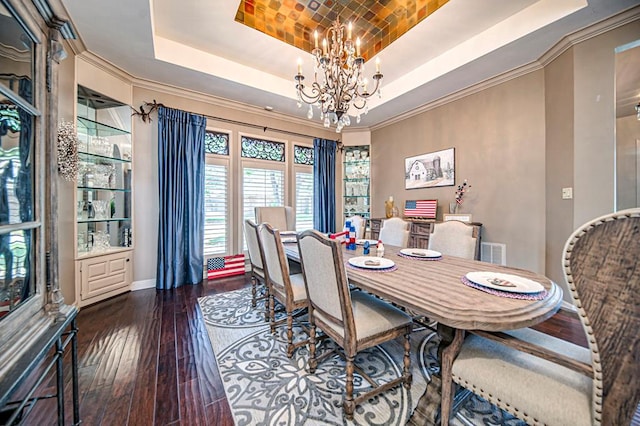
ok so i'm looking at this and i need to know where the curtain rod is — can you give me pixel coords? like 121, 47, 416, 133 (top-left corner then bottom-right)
133, 100, 342, 144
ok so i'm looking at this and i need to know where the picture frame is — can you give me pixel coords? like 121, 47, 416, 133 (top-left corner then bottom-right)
443, 213, 473, 223
405, 147, 455, 189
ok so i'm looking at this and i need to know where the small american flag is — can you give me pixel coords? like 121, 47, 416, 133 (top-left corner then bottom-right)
207, 254, 246, 280
404, 200, 437, 218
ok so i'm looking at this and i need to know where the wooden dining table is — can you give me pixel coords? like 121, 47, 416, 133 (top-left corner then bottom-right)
283, 242, 563, 425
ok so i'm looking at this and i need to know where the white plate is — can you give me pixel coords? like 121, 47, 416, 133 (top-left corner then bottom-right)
348, 256, 395, 270
400, 248, 442, 258
356, 239, 379, 246
281, 236, 298, 243
465, 272, 545, 294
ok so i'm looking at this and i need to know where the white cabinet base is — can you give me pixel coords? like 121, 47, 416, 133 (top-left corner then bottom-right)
76, 250, 132, 307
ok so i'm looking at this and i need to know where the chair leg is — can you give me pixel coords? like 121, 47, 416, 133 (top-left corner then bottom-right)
308, 324, 317, 373
263, 285, 270, 322
403, 330, 412, 388
269, 294, 276, 335
344, 355, 356, 420
286, 311, 294, 358
250, 275, 257, 308
440, 329, 465, 426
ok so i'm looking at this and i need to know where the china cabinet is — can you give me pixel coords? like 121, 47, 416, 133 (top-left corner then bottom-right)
343, 145, 370, 221
75, 85, 132, 306
0, 0, 79, 423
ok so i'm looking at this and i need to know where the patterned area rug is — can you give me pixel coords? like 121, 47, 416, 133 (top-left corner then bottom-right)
198, 288, 526, 425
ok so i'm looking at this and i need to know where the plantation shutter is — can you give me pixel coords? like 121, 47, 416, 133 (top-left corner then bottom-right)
204, 162, 229, 256
295, 171, 314, 232
242, 166, 285, 249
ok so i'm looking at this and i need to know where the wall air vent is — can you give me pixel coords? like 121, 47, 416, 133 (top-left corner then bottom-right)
480, 242, 506, 266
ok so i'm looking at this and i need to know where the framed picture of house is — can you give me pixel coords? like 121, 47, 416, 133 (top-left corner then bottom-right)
404, 148, 455, 189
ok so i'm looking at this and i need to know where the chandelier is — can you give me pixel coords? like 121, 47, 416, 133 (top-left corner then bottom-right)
294, 18, 382, 132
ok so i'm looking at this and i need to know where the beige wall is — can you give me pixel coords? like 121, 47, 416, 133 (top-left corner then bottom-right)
544, 47, 575, 302
56, 42, 78, 304
371, 71, 547, 273
572, 22, 640, 226
616, 115, 640, 209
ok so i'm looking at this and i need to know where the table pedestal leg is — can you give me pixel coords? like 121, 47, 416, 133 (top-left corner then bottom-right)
408, 323, 456, 425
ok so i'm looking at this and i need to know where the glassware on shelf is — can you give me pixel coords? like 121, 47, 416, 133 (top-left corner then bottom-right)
77, 201, 85, 220
77, 232, 86, 253
90, 136, 113, 156
92, 200, 108, 219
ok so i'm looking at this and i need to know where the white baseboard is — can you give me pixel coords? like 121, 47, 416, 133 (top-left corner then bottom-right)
131, 279, 156, 291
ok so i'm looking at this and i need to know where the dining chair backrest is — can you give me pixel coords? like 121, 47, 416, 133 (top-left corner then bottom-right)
255, 206, 295, 232
379, 217, 410, 247
562, 208, 640, 425
244, 219, 264, 271
346, 215, 367, 240
258, 223, 292, 297
428, 220, 477, 259
297, 230, 353, 341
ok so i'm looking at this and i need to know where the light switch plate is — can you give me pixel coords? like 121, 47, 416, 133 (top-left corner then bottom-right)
562, 187, 573, 199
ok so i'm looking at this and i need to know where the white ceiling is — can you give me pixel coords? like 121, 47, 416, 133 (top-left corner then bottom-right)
60, 0, 640, 128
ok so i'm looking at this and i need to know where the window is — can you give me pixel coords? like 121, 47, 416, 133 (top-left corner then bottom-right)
203, 131, 230, 256
294, 145, 314, 232
204, 161, 229, 256
242, 167, 285, 222
295, 171, 313, 232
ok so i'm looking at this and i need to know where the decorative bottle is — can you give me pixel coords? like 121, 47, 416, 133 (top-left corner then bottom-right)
376, 240, 385, 258
348, 224, 356, 250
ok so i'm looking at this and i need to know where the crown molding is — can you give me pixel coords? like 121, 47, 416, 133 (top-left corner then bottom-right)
539, 5, 640, 67
130, 76, 331, 133
371, 61, 543, 132
0, 42, 30, 62
76, 50, 136, 87
372, 5, 640, 133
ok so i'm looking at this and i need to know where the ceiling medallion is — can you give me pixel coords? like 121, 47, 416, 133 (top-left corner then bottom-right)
294, 18, 382, 132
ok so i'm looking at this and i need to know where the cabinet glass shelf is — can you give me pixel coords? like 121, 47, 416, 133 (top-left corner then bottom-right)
78, 218, 130, 223
344, 177, 370, 182
77, 186, 131, 192
78, 151, 132, 164
77, 116, 130, 137
344, 195, 369, 198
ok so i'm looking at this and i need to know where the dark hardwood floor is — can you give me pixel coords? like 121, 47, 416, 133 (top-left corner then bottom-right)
18, 273, 587, 425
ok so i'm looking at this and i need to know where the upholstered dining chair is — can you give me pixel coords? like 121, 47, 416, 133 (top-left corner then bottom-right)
428, 220, 478, 259
378, 217, 410, 247
345, 215, 367, 240
440, 208, 640, 426
243, 219, 268, 319
297, 229, 413, 419
258, 222, 308, 358
255, 206, 296, 232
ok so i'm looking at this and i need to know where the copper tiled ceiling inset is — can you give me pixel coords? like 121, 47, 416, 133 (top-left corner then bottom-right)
235, 0, 449, 61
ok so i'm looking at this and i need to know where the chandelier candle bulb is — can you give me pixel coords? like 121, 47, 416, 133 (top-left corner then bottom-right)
348, 22, 352, 40
297, 58, 302, 74
314, 30, 318, 48
376, 57, 380, 73
356, 37, 361, 56
323, 38, 327, 56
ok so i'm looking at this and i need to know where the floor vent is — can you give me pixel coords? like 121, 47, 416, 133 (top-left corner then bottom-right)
481, 242, 507, 265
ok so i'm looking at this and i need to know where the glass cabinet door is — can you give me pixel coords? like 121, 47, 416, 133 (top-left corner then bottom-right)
343, 146, 370, 220
76, 86, 132, 256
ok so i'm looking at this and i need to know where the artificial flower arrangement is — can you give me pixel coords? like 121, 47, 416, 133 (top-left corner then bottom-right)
455, 179, 471, 205
57, 120, 79, 181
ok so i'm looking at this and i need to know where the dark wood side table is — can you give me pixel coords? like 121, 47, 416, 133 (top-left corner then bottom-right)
369, 218, 483, 259
0, 309, 80, 425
